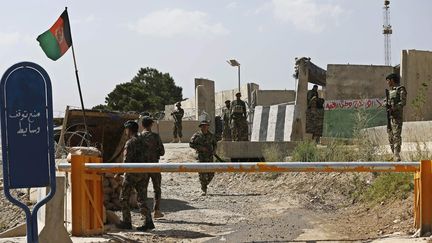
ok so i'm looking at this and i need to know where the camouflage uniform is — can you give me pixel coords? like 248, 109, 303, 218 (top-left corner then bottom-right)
386, 85, 407, 160
307, 89, 319, 108
189, 130, 217, 193
222, 106, 232, 141
230, 99, 248, 141
172, 107, 184, 139
120, 135, 151, 224
140, 131, 165, 212
306, 96, 324, 143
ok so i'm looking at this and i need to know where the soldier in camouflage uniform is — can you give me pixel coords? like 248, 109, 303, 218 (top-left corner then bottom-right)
171, 102, 184, 143
117, 120, 155, 231
140, 116, 165, 219
385, 73, 407, 161
222, 100, 232, 141
189, 120, 217, 196
230, 92, 248, 141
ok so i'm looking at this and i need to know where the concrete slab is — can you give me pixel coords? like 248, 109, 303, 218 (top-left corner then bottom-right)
217, 141, 297, 160
0, 224, 26, 238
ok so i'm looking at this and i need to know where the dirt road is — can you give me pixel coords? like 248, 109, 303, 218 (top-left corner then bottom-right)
107, 143, 346, 242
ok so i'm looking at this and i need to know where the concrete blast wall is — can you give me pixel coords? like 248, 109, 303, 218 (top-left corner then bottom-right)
326, 64, 393, 100
401, 50, 432, 121
195, 78, 215, 133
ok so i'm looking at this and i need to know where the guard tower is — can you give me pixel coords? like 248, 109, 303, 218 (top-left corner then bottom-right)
383, 0, 392, 66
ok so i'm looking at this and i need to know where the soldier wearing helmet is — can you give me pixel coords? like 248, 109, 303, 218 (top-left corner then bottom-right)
189, 120, 217, 195
171, 102, 184, 143
385, 73, 407, 161
117, 120, 155, 231
230, 92, 248, 141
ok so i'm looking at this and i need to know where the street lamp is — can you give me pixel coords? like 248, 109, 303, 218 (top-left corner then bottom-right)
227, 59, 241, 92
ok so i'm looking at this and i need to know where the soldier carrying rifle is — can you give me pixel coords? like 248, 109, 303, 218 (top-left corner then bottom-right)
385, 73, 407, 162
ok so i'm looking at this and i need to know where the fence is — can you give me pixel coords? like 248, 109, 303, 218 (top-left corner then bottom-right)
58, 156, 432, 236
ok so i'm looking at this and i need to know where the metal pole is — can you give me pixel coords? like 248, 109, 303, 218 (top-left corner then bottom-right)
67, 7, 89, 137
238, 65, 241, 92
58, 161, 420, 173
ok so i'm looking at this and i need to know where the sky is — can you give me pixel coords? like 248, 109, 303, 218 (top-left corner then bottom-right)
0, 0, 431, 116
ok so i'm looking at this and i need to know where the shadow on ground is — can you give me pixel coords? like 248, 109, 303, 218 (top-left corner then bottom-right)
157, 218, 226, 226
153, 229, 213, 239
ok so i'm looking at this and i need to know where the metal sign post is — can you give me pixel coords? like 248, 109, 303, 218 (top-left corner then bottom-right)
0, 62, 56, 243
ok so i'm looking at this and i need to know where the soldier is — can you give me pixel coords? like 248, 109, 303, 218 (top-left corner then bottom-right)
171, 102, 184, 143
307, 85, 319, 108
230, 92, 248, 141
189, 120, 217, 196
385, 73, 407, 161
140, 116, 165, 219
117, 120, 155, 231
222, 100, 232, 141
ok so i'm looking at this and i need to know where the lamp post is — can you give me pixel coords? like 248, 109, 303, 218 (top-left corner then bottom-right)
227, 59, 241, 92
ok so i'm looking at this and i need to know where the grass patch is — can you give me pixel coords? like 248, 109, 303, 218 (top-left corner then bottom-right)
363, 173, 414, 202
291, 140, 319, 162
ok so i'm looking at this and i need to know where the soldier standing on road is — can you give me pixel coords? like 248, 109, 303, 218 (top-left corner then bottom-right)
385, 73, 407, 161
230, 92, 248, 141
171, 102, 184, 143
189, 120, 217, 196
117, 120, 155, 231
140, 116, 165, 219
222, 100, 232, 141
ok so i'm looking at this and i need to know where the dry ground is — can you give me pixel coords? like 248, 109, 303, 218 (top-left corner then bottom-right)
0, 143, 425, 242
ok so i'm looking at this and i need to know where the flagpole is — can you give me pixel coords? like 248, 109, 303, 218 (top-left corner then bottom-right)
67, 7, 89, 138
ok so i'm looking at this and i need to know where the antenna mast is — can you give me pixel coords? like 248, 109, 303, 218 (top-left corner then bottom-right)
383, 0, 392, 66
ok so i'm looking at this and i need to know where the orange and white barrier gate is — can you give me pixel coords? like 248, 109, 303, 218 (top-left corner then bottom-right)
58, 156, 432, 236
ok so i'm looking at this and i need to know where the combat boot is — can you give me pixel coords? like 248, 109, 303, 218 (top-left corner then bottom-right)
170, 138, 178, 143
178, 137, 182, 143
115, 221, 132, 230
201, 186, 207, 196
394, 153, 401, 162
154, 210, 164, 218
137, 220, 155, 232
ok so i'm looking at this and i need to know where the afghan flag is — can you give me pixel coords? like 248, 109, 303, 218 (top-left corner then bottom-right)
37, 10, 72, 61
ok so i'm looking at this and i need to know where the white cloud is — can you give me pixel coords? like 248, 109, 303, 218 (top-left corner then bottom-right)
226, 2, 238, 9
129, 9, 229, 38
0, 32, 20, 46
272, 0, 344, 33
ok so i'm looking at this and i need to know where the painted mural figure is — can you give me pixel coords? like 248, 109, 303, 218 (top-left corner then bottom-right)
306, 85, 324, 143
230, 92, 248, 141
117, 120, 155, 231
222, 100, 232, 141
385, 73, 407, 162
189, 120, 217, 196
140, 116, 165, 219
171, 102, 184, 143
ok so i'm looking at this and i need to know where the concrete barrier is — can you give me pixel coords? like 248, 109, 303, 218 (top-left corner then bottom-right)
364, 121, 432, 145
37, 175, 72, 243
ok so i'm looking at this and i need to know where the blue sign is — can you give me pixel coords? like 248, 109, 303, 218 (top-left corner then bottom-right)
0, 62, 56, 243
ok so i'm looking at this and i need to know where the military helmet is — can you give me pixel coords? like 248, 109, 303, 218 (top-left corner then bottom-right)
175, 102, 181, 107
124, 120, 139, 131
141, 115, 154, 127
225, 100, 231, 104
199, 120, 210, 127
235, 92, 241, 97
386, 73, 400, 83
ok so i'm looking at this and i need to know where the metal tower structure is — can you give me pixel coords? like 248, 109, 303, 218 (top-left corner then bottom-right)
383, 0, 392, 66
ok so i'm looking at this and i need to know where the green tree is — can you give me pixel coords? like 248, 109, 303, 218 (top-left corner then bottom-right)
93, 67, 183, 112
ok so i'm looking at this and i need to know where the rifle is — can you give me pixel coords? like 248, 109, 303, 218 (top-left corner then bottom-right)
214, 154, 225, 162
385, 89, 392, 130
